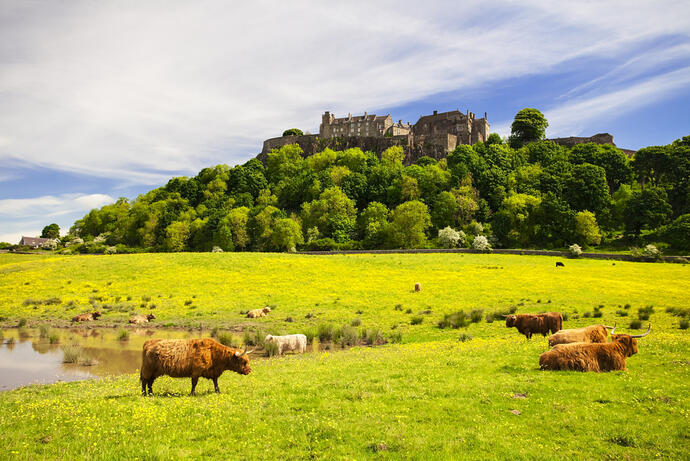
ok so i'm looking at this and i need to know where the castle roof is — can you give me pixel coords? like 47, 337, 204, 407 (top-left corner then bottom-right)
332, 113, 390, 124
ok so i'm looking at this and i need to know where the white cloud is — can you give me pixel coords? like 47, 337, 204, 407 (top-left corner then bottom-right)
0, 193, 114, 219
0, 0, 689, 182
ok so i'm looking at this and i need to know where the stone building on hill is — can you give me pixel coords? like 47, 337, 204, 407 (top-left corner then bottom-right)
410, 109, 489, 152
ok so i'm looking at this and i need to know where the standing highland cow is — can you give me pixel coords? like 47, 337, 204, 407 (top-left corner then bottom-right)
140, 338, 252, 396
505, 312, 562, 339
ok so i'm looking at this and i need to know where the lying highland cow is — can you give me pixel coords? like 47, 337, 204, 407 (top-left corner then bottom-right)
547, 324, 612, 347
129, 313, 156, 324
247, 306, 271, 318
264, 334, 307, 355
140, 338, 252, 396
71, 311, 101, 322
539, 324, 650, 372
505, 312, 562, 339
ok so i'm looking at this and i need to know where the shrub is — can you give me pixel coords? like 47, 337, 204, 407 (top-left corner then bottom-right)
562, 312, 569, 321
117, 329, 129, 341
317, 324, 335, 342
265, 340, 279, 357
592, 311, 603, 318
351, 318, 362, 327
394, 304, 403, 311
284, 316, 294, 323
642, 244, 661, 260
438, 311, 469, 329
624, 303, 631, 310
184, 300, 193, 306
388, 331, 403, 343
459, 333, 473, 342
568, 243, 583, 257
18, 318, 27, 328
629, 319, 642, 329
680, 319, 689, 330
49, 333, 60, 344
62, 343, 84, 363
472, 235, 491, 252
438, 226, 462, 248
210, 327, 219, 338
217, 332, 237, 347
485, 313, 495, 323
583, 311, 592, 318
405, 308, 413, 314
638, 305, 654, 320
339, 325, 358, 347
470, 309, 484, 323
616, 310, 629, 317
211, 246, 224, 253
410, 316, 424, 325
361, 328, 385, 345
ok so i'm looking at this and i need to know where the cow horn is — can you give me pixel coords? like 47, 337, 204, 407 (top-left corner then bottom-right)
235, 345, 248, 357
604, 325, 615, 329
629, 324, 651, 338
610, 323, 616, 335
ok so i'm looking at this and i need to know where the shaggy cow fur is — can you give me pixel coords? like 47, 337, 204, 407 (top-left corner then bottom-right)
414, 283, 422, 292
547, 324, 609, 347
71, 311, 101, 322
264, 334, 307, 355
129, 313, 156, 324
505, 312, 563, 339
539, 333, 642, 372
140, 338, 251, 396
247, 306, 271, 318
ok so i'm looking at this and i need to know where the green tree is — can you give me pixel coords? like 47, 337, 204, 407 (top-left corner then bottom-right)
270, 218, 304, 251
41, 223, 60, 239
227, 207, 250, 250
387, 201, 431, 248
431, 191, 459, 230
574, 211, 602, 246
163, 221, 190, 252
358, 202, 390, 248
564, 163, 610, 215
492, 193, 541, 247
301, 187, 357, 241
509, 108, 548, 148
282, 128, 303, 136
266, 144, 304, 183
624, 187, 672, 236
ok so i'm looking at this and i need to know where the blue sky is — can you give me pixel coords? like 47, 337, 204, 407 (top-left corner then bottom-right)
1, 0, 690, 243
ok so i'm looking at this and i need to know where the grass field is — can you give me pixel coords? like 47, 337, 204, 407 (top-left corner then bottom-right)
0, 253, 688, 459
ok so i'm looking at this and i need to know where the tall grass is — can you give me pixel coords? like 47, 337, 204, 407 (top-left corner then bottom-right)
61, 343, 84, 363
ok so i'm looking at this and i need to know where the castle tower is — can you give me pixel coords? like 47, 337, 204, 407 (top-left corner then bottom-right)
320, 111, 335, 137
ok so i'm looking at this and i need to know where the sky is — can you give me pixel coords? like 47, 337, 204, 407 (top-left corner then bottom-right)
1, 0, 690, 243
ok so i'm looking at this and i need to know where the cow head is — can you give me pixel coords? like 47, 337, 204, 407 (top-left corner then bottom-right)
229, 345, 253, 375
264, 334, 274, 343
505, 315, 517, 327
610, 324, 650, 357
92, 311, 102, 319
147, 313, 156, 321
263, 306, 272, 314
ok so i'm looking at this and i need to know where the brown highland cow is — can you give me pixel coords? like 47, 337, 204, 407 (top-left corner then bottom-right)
539, 325, 650, 372
71, 311, 101, 322
547, 324, 612, 347
140, 338, 252, 396
505, 312, 563, 339
129, 313, 156, 324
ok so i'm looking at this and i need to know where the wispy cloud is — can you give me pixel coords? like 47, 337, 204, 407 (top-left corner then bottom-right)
0, 193, 114, 219
1, 0, 689, 183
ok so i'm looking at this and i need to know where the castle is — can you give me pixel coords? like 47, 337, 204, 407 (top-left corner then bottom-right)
261, 108, 490, 162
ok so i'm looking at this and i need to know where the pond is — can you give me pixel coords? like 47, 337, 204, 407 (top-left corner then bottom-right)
0, 327, 211, 391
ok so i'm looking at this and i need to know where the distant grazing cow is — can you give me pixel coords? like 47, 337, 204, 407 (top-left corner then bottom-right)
71, 311, 101, 322
556, 261, 565, 267
247, 306, 271, 318
506, 312, 563, 339
414, 283, 422, 292
539, 325, 650, 372
264, 334, 307, 355
548, 324, 611, 347
140, 338, 252, 396
129, 313, 156, 325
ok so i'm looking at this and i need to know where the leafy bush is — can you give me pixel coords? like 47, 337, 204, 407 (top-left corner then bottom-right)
265, 341, 279, 357
616, 310, 629, 317
317, 323, 335, 342
592, 310, 603, 318
438, 311, 469, 329
472, 235, 491, 252
217, 332, 237, 347
17, 318, 27, 328
470, 309, 484, 323
680, 319, 689, 330
638, 305, 654, 320
459, 333, 473, 342
360, 328, 385, 345
339, 325, 358, 347
388, 331, 402, 343
410, 316, 424, 325
568, 243, 583, 257
485, 313, 495, 323
438, 226, 462, 248
61, 343, 85, 363
629, 319, 642, 329
49, 333, 60, 344
351, 318, 362, 327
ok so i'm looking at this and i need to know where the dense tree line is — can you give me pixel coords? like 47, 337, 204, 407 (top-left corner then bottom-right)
65, 112, 690, 254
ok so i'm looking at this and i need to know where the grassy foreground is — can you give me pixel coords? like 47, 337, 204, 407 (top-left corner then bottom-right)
0, 253, 688, 459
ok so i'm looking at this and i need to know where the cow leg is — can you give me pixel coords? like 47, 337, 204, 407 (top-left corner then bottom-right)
141, 377, 146, 396
190, 377, 199, 396
147, 378, 154, 396
213, 377, 220, 394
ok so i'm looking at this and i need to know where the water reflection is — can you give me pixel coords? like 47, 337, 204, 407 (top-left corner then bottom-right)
0, 327, 207, 391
